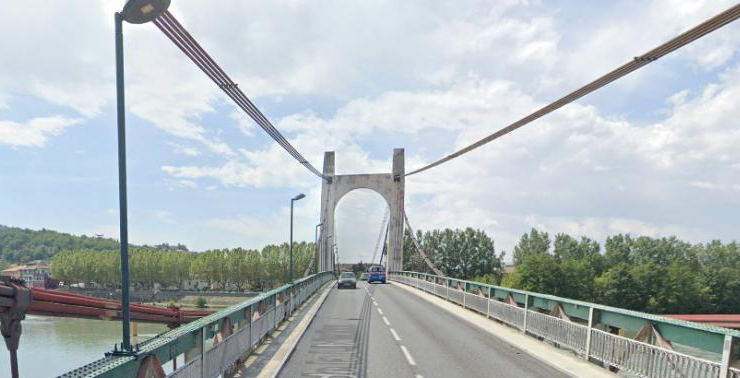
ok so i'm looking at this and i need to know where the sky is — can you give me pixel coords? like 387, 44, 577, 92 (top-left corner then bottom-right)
1, 1, 740, 264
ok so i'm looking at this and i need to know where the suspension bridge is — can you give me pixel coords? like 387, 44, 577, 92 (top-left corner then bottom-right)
3, 1, 740, 377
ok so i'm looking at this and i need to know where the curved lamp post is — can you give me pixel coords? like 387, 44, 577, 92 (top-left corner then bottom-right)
114, 0, 170, 354
289, 193, 306, 283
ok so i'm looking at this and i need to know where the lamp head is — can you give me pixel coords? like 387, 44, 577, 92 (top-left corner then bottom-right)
121, 0, 171, 24
293, 193, 306, 201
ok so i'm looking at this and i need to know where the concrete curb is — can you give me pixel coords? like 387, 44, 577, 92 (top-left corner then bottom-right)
257, 281, 334, 378
391, 281, 617, 378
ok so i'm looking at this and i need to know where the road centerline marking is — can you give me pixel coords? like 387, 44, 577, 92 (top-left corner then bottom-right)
382, 316, 390, 326
400, 345, 417, 366
377, 308, 384, 315
389, 327, 401, 341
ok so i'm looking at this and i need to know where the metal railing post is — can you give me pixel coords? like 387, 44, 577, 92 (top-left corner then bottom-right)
720, 335, 737, 378
522, 294, 529, 334
584, 306, 594, 360
446, 279, 450, 300
486, 286, 491, 319
462, 282, 467, 308
200, 325, 207, 378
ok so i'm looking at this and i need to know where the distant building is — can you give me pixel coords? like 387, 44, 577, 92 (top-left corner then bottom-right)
1, 261, 51, 288
503, 264, 516, 275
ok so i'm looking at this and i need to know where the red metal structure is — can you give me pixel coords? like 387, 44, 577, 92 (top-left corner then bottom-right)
664, 314, 740, 330
29, 288, 212, 325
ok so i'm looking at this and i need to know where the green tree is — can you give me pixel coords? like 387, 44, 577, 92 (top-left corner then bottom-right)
506, 253, 562, 295
513, 229, 550, 265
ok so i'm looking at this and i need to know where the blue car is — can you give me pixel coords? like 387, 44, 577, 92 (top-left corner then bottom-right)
367, 266, 386, 284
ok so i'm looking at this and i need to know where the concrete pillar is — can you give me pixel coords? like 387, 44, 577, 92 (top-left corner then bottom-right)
387, 148, 405, 272
318, 149, 405, 273
319, 152, 335, 272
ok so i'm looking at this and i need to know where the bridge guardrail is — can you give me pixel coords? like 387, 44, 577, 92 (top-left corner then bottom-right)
390, 271, 740, 378
58, 271, 334, 378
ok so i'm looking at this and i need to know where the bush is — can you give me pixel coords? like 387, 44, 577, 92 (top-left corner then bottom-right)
195, 296, 207, 308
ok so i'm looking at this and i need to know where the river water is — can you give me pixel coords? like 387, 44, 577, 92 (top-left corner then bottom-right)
0, 315, 168, 378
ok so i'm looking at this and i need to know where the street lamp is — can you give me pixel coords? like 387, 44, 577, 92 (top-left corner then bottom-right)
289, 193, 306, 283
114, 0, 170, 354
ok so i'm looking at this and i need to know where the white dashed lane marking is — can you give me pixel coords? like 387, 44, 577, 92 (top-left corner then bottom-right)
363, 283, 421, 374
400, 345, 417, 366
389, 328, 401, 341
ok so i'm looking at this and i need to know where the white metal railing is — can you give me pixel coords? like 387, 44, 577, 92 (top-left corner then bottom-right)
526, 310, 588, 355
730, 367, 740, 378
167, 272, 333, 378
590, 329, 722, 378
170, 359, 201, 378
390, 272, 738, 378
488, 297, 525, 329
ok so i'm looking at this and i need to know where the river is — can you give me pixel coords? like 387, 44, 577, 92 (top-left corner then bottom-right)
0, 315, 168, 378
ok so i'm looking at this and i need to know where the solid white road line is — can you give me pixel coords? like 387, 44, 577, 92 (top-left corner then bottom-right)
389, 328, 401, 341
400, 345, 417, 366
382, 316, 390, 326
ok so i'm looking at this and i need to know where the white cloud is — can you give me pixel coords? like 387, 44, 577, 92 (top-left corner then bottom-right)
0, 116, 81, 147
153, 210, 175, 224
168, 142, 202, 157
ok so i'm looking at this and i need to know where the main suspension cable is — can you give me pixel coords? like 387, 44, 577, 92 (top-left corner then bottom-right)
406, 3, 740, 176
152, 11, 325, 179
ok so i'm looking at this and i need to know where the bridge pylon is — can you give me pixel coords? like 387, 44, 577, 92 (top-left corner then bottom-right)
318, 149, 405, 273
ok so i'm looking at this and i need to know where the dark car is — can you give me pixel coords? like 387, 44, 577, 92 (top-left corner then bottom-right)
337, 272, 357, 289
367, 265, 386, 284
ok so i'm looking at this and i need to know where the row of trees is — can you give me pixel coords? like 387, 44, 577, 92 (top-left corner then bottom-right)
504, 229, 740, 314
0, 224, 187, 263
402, 228, 504, 282
50, 242, 314, 291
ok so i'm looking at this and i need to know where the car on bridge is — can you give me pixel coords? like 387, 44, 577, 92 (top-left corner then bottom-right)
367, 266, 386, 284
337, 272, 357, 289
359, 272, 369, 281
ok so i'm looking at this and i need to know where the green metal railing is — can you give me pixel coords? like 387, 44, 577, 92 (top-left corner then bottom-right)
57, 271, 334, 378
391, 271, 740, 378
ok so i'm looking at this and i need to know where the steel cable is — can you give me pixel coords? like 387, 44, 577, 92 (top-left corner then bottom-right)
406, 3, 740, 176
156, 12, 314, 169
158, 13, 311, 165
156, 13, 316, 172
152, 11, 324, 179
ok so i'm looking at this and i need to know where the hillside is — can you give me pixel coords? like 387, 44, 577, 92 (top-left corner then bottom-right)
0, 225, 187, 263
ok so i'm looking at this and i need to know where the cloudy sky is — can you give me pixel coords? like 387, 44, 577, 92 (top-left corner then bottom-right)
1, 1, 740, 263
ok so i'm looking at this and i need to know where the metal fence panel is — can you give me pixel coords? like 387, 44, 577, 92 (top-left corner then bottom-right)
167, 358, 201, 378
465, 293, 487, 314
525, 310, 587, 354
589, 329, 722, 378
488, 299, 525, 329
448, 287, 464, 305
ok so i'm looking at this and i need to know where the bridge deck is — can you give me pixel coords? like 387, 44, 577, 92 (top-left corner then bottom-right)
278, 282, 569, 378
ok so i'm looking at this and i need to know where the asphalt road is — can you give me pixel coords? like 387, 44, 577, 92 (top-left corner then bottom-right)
278, 281, 571, 378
